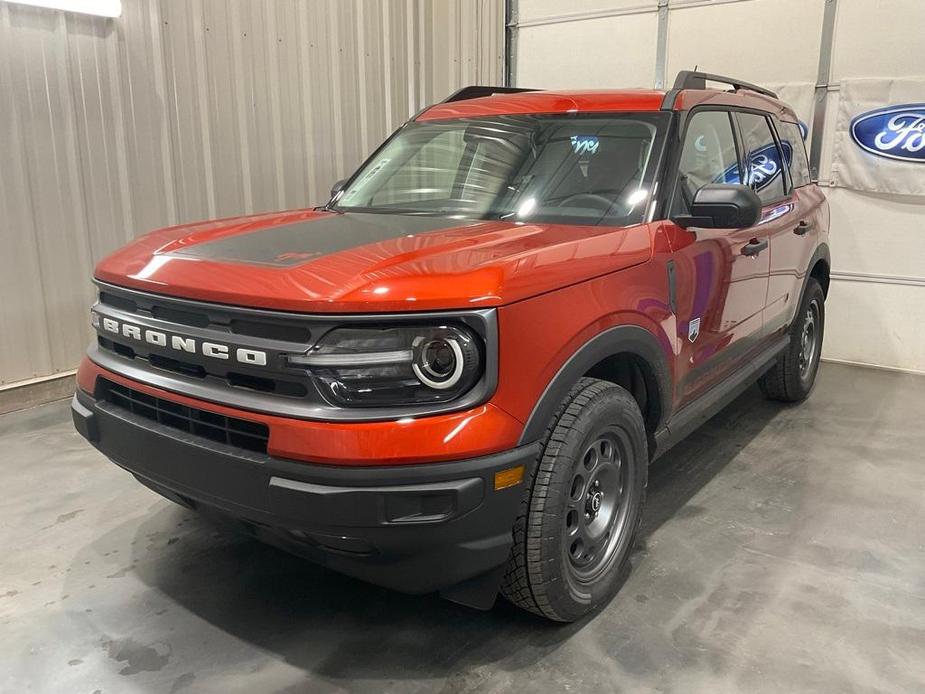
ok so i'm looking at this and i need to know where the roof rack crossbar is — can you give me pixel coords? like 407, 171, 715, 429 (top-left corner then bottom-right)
672, 70, 778, 99
441, 85, 537, 103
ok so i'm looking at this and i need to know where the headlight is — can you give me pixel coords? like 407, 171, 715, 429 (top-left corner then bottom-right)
287, 325, 483, 407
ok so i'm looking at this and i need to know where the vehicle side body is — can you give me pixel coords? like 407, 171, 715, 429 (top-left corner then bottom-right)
72, 75, 830, 613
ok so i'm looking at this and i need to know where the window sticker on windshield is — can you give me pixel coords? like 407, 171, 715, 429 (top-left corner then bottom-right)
342, 159, 390, 202
570, 136, 600, 155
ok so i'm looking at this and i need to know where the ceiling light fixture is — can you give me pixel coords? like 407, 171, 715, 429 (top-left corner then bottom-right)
4, 0, 122, 18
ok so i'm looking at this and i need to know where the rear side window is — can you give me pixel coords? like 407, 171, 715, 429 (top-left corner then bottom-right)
736, 112, 787, 203
778, 120, 812, 188
672, 110, 741, 216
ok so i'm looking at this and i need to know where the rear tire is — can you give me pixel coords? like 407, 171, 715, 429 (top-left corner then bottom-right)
759, 278, 825, 402
501, 378, 647, 622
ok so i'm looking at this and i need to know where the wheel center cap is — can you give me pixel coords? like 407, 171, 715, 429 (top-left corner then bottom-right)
588, 490, 604, 513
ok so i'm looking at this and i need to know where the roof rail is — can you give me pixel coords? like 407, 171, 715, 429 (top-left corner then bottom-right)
441, 85, 537, 103
672, 70, 778, 99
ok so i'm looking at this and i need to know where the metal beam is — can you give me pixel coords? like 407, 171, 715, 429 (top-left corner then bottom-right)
830, 271, 925, 289
809, 0, 838, 180
654, 0, 669, 89
504, 0, 517, 86
514, 3, 659, 29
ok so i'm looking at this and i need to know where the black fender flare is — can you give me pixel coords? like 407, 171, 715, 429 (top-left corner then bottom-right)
806, 241, 831, 297
518, 325, 673, 446
791, 242, 831, 326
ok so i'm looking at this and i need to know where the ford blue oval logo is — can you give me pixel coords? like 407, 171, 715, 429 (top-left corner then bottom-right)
714, 141, 792, 191
850, 104, 925, 163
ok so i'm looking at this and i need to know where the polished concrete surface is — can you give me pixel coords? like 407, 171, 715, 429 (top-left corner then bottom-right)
1, 363, 923, 693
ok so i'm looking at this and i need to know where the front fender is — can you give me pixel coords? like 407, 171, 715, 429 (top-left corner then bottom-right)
517, 325, 672, 446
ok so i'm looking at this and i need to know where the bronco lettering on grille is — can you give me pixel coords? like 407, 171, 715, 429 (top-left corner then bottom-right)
92, 311, 268, 366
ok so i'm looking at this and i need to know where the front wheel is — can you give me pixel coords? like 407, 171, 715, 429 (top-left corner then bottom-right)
759, 278, 825, 402
501, 378, 648, 622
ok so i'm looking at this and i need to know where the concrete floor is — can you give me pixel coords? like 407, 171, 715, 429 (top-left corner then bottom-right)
1, 363, 924, 693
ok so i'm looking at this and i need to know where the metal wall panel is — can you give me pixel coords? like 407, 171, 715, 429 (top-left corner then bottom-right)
0, 0, 503, 386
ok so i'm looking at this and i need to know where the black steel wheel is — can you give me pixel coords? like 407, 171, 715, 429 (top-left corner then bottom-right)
798, 298, 821, 384
501, 378, 647, 622
564, 432, 631, 582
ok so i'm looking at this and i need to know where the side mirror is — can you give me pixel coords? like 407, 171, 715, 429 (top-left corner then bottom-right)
675, 184, 762, 229
330, 178, 348, 200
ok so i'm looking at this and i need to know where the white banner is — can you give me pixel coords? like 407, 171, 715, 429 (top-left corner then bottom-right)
767, 82, 815, 127
831, 78, 925, 196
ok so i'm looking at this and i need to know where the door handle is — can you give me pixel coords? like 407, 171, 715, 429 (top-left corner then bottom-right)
793, 220, 812, 236
741, 238, 768, 256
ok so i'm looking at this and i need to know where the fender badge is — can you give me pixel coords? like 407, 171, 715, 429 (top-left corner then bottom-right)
688, 317, 701, 343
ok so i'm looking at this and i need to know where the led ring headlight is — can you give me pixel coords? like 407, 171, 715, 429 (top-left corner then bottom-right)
412, 336, 465, 390
299, 323, 483, 408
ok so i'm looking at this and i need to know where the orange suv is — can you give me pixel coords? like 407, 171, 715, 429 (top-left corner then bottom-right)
73, 71, 830, 621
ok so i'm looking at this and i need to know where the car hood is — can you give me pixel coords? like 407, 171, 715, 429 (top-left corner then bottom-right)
94, 209, 653, 312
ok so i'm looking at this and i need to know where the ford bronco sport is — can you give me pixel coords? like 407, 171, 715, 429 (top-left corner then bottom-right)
72, 71, 830, 621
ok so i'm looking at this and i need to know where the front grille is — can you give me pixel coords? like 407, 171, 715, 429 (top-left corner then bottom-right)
98, 290, 311, 342
96, 336, 309, 398
98, 379, 269, 454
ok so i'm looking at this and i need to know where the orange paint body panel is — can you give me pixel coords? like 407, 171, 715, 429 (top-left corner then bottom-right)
77, 357, 524, 465
419, 90, 666, 121
94, 211, 652, 313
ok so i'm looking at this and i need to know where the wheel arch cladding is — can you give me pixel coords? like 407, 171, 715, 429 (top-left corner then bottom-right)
518, 325, 672, 447
809, 243, 831, 298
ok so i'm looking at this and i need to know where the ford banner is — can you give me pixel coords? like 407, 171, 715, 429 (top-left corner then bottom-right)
832, 79, 925, 196
850, 105, 925, 163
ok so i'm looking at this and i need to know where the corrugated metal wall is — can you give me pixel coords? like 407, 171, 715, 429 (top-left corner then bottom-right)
0, 0, 504, 387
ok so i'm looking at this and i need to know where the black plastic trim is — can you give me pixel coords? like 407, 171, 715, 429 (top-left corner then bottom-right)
667, 260, 677, 313
660, 88, 681, 111
653, 335, 789, 459
518, 325, 672, 446
441, 85, 538, 103
766, 241, 830, 339
72, 388, 539, 598
672, 70, 778, 99
798, 242, 832, 306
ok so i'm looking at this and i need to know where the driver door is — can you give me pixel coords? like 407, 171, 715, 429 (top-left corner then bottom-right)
667, 109, 771, 407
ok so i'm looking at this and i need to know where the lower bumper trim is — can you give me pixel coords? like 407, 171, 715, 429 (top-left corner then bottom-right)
72, 389, 538, 595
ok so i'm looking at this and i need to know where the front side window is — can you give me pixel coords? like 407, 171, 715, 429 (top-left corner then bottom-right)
737, 112, 787, 203
777, 120, 812, 188
673, 110, 741, 216
335, 113, 669, 226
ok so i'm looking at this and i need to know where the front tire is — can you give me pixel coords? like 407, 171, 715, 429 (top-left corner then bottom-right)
501, 378, 648, 622
759, 278, 825, 402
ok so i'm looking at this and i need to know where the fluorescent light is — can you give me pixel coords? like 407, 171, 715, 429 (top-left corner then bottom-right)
625, 189, 649, 207
517, 197, 537, 218
4, 0, 122, 18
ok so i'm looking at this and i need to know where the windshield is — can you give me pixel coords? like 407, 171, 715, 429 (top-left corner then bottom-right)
334, 113, 669, 226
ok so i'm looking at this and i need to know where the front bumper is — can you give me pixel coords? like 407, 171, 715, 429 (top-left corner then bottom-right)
72, 388, 537, 598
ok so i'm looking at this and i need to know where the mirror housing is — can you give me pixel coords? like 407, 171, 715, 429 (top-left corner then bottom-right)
330, 178, 348, 200
674, 184, 762, 229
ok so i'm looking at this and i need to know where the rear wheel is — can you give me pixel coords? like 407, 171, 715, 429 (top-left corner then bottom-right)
501, 378, 647, 622
759, 278, 825, 402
